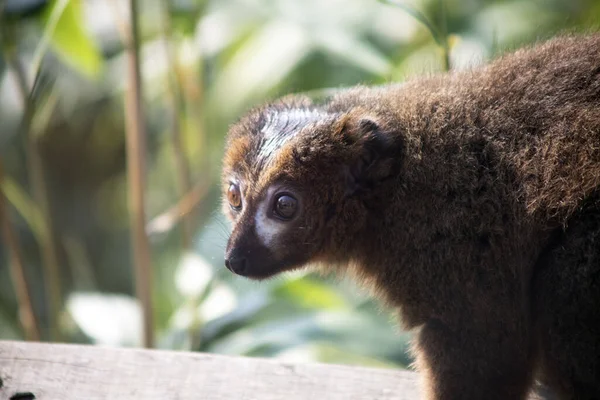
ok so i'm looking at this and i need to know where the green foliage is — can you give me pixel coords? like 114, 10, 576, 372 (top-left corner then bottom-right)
38, 0, 103, 77
274, 277, 348, 310
0, 177, 45, 239
379, 0, 444, 46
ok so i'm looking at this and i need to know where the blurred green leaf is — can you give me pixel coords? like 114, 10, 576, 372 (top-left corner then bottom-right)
192, 291, 271, 348
313, 30, 393, 77
302, 343, 400, 369
203, 307, 411, 368
205, 312, 329, 356
174, 252, 214, 298
379, 0, 442, 46
275, 276, 348, 310
0, 176, 45, 238
0, 303, 21, 340
38, 0, 102, 77
209, 21, 311, 119
66, 292, 142, 346
170, 0, 209, 36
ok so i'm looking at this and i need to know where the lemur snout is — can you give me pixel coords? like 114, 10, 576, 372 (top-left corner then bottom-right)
225, 255, 248, 275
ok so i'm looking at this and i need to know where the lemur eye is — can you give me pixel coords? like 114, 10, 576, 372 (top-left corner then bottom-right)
274, 194, 297, 220
227, 183, 242, 210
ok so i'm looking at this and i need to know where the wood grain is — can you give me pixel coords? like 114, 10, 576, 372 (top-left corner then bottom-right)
0, 341, 547, 399
0, 340, 419, 400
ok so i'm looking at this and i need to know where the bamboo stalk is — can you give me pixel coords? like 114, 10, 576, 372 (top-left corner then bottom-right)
1, 19, 62, 341
0, 160, 41, 342
124, 0, 154, 348
24, 122, 62, 342
159, 0, 194, 250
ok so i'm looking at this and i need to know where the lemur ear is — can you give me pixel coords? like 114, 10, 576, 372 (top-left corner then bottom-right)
339, 113, 400, 196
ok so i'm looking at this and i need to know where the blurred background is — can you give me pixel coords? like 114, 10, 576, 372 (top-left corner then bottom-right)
0, 0, 598, 371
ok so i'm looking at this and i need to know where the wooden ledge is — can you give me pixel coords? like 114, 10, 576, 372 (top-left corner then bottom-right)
0, 341, 547, 399
0, 340, 419, 400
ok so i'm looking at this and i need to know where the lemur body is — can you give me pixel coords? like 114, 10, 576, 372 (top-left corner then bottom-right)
221, 34, 600, 399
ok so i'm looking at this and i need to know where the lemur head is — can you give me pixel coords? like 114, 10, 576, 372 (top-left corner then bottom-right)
221, 95, 403, 280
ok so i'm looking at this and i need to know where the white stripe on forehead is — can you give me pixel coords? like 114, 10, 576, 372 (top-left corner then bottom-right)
257, 108, 327, 165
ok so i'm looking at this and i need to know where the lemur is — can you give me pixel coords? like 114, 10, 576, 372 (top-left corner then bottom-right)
221, 34, 600, 400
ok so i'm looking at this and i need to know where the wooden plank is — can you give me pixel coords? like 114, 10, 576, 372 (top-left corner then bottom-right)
0, 340, 419, 400
0, 341, 546, 400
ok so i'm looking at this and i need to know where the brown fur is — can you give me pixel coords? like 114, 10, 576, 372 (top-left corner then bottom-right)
221, 34, 600, 399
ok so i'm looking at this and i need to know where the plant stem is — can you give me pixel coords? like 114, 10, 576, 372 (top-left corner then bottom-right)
146, 180, 210, 236
1, 19, 62, 341
159, 0, 194, 250
125, 0, 154, 348
0, 160, 41, 342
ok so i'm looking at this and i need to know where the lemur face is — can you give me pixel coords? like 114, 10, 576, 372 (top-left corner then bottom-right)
222, 97, 402, 280
223, 178, 314, 279
222, 103, 335, 279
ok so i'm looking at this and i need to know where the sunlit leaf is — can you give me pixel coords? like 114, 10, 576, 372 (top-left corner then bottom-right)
448, 35, 488, 71
199, 283, 237, 321
168, 303, 196, 330
474, 1, 555, 47
206, 313, 324, 356
278, 342, 399, 368
391, 42, 445, 80
197, 291, 271, 344
38, 0, 102, 77
310, 309, 412, 366
66, 292, 142, 346
164, 281, 237, 349
312, 30, 392, 77
210, 21, 311, 119
174, 252, 214, 297
204, 306, 410, 368
378, 0, 442, 46
275, 277, 348, 310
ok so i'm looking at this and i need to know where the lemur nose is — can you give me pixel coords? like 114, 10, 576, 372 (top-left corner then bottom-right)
225, 256, 248, 275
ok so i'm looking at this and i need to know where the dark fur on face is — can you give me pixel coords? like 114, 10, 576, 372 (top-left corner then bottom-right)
222, 34, 600, 399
